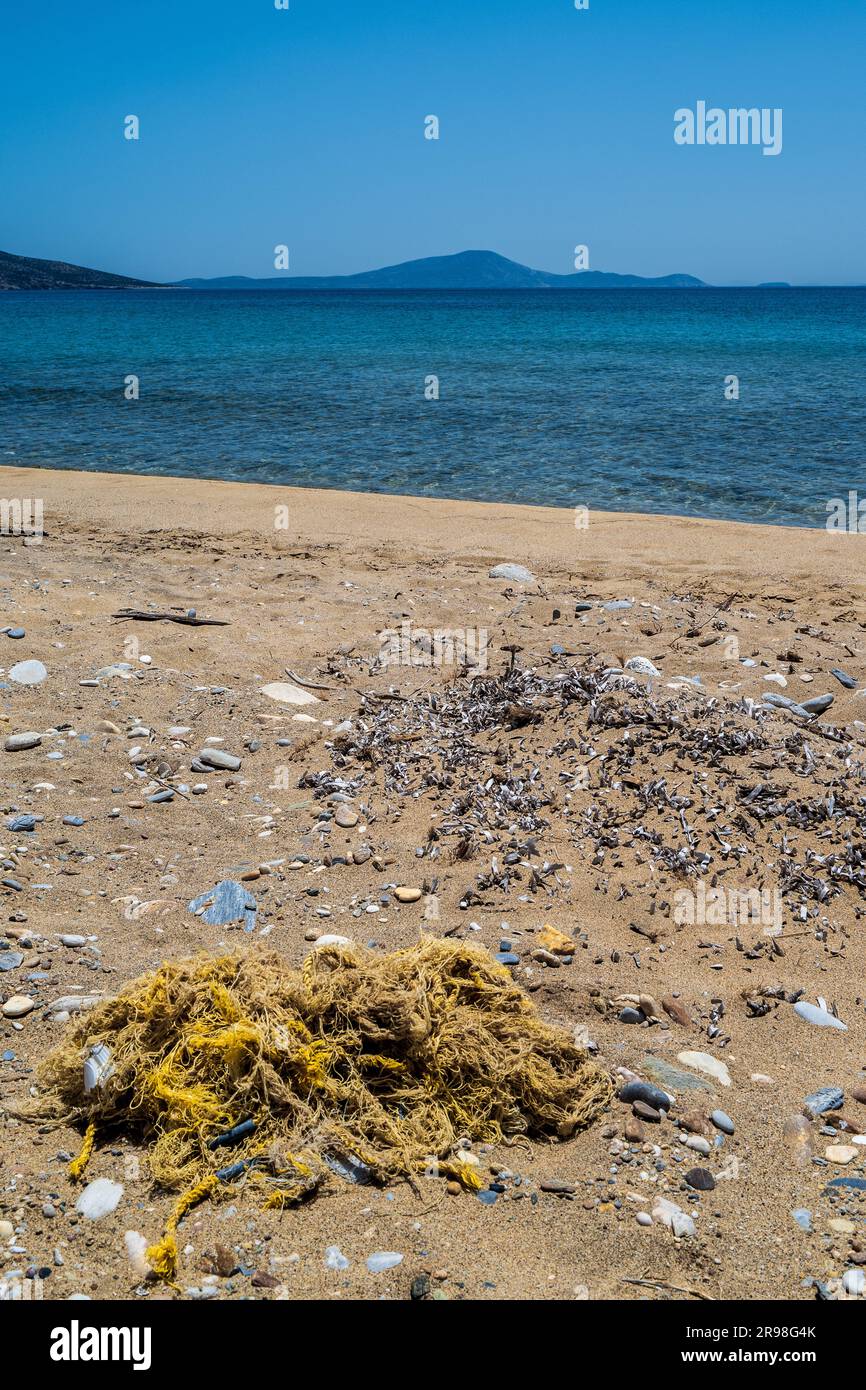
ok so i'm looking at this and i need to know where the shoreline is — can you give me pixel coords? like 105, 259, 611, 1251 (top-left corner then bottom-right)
2, 464, 862, 588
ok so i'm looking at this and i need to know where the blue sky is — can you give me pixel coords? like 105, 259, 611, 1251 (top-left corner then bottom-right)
1, 0, 863, 284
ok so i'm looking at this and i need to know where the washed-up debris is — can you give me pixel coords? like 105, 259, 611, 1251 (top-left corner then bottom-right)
83, 1044, 113, 1093
188, 880, 257, 932
111, 609, 229, 626
27, 940, 611, 1279
75, 1179, 123, 1221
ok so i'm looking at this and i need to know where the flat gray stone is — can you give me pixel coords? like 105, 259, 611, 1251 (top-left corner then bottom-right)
489, 563, 535, 584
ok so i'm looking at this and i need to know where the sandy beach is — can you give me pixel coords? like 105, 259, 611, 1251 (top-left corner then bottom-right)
2, 464, 866, 1303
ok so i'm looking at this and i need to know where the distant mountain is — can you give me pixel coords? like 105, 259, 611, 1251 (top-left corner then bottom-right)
0, 249, 157, 290
175, 249, 708, 290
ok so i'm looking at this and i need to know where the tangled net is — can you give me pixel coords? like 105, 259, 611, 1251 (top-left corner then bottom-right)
30, 938, 611, 1277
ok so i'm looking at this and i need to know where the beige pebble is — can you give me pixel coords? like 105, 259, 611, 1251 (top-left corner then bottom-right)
2, 995, 34, 1019
826, 1145, 858, 1164
393, 887, 422, 903
0, 1219, 14, 1239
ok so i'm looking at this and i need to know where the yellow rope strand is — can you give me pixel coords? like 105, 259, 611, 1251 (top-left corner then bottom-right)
68, 1120, 96, 1181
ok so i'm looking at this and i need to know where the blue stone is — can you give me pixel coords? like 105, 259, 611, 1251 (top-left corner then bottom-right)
477, 1190, 498, 1205
495, 952, 519, 966
803, 1087, 844, 1119
619, 1007, 643, 1024
5, 628, 25, 639
63, 816, 85, 827
7, 815, 38, 832
710, 1110, 735, 1135
188, 880, 257, 932
618, 1080, 672, 1111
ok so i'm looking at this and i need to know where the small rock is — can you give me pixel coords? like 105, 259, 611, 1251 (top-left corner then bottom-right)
624, 657, 661, 677
636, 1211, 653, 1227
794, 1001, 847, 1031
393, 887, 422, 903
196, 748, 241, 772
334, 806, 359, 828
618, 1080, 672, 1111
791, 1208, 813, 1233
9, 660, 47, 686
366, 1251, 403, 1273
826, 1145, 858, 1164
539, 1178, 576, 1194
4, 733, 42, 752
662, 996, 691, 1028
489, 563, 535, 584
710, 1110, 735, 1135
803, 1087, 844, 1119
677, 1050, 732, 1087
683, 1136, 711, 1156
0, 951, 24, 972
325, 1245, 350, 1271
685, 1167, 715, 1191
2, 995, 34, 1018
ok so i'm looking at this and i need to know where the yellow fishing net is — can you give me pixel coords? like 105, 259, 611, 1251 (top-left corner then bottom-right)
30, 938, 612, 1277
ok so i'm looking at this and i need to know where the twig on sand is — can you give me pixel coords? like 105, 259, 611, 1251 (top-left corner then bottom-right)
621, 1276, 714, 1300
284, 668, 336, 691
111, 610, 229, 626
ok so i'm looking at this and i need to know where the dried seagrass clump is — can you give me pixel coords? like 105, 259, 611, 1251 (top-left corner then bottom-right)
31, 937, 612, 1276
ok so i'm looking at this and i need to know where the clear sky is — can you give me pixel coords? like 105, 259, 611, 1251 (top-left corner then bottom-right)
1, 0, 863, 284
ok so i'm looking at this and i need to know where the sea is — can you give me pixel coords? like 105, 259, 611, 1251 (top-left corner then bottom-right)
1, 287, 864, 528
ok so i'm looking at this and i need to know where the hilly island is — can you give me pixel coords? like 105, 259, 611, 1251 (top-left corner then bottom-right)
1, 247, 708, 291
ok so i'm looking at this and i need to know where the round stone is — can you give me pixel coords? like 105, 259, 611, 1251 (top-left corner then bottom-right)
2, 994, 35, 1018
9, 660, 47, 686
334, 806, 359, 828
393, 887, 422, 903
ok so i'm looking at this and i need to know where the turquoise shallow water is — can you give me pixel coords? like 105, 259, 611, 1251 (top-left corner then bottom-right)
1, 287, 864, 527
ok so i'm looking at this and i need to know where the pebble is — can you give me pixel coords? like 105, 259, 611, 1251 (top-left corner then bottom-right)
624, 657, 661, 677
799, 693, 834, 716
852, 1086, 866, 1106
4, 733, 42, 752
831, 668, 857, 689
644, 1057, 711, 1095
196, 748, 242, 771
393, 886, 422, 903
826, 1145, 858, 1164
662, 995, 691, 1027
5, 628, 25, 639
260, 681, 320, 706
803, 1087, 844, 1119
9, 659, 47, 686
677, 1051, 732, 1088
683, 1136, 711, 1156
62, 815, 85, 826
633, 1101, 662, 1123
8, 814, 39, 831
334, 806, 359, 828
783, 1114, 814, 1166
60, 935, 87, 948
366, 1251, 403, 1273
618, 1080, 672, 1111
75, 1179, 123, 1220
619, 1007, 642, 1024
794, 1001, 847, 1031
652, 1196, 695, 1237
709, 1110, 734, 1135
539, 1178, 576, 1194
2, 995, 34, 1018
325, 1245, 350, 1271
489, 563, 535, 584
635, 1211, 653, 1227
0, 951, 24, 972
685, 1167, 716, 1191
791, 1208, 813, 1233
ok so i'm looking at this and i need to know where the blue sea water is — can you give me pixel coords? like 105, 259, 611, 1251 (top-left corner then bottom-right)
1, 287, 864, 527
